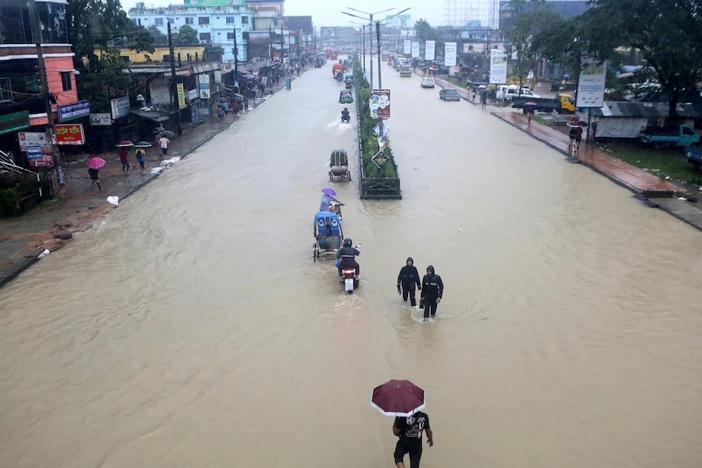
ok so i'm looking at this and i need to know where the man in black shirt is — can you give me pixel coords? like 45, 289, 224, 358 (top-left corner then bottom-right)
392, 411, 433, 468
420, 265, 444, 321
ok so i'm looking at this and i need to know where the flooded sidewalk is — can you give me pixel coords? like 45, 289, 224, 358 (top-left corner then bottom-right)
0, 78, 294, 289
494, 111, 702, 231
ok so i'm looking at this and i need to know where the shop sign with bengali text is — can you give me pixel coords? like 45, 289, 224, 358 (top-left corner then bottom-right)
54, 123, 85, 145
58, 101, 90, 122
28, 146, 54, 167
489, 49, 507, 84
444, 42, 457, 67
177, 83, 187, 109
0, 111, 30, 135
425, 41, 435, 61
90, 113, 112, 126
110, 96, 130, 119
18, 131, 51, 150
369, 89, 390, 119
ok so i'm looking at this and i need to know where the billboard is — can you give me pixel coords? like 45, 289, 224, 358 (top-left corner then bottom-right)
403, 40, 411, 55
57, 101, 90, 122
110, 96, 130, 119
384, 13, 411, 28
369, 89, 390, 119
576, 56, 607, 108
489, 49, 507, 84
411, 41, 420, 58
425, 41, 435, 61
444, 42, 457, 67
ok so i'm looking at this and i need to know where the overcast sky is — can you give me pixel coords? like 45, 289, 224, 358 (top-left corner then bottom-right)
120, 0, 443, 28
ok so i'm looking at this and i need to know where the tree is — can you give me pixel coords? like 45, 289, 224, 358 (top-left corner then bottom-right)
65, 0, 153, 106
506, 0, 562, 88
175, 25, 198, 45
533, 0, 702, 119
413, 19, 444, 51
147, 25, 168, 46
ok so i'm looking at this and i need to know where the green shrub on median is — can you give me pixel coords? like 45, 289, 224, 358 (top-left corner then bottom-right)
353, 56, 398, 180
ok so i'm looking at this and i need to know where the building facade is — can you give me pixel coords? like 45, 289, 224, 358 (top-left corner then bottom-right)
0, 0, 80, 167
128, 1, 255, 63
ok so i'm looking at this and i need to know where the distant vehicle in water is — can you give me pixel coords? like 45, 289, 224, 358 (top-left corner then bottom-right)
439, 87, 460, 101
421, 77, 435, 88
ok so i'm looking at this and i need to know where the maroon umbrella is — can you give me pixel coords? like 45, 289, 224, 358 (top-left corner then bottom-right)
370, 379, 426, 416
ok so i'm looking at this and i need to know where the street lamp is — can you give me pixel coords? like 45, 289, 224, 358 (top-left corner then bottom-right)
375, 7, 411, 89
348, 21, 367, 74
341, 7, 396, 89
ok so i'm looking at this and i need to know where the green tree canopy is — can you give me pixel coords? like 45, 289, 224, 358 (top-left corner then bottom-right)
413, 19, 444, 51
147, 25, 168, 47
175, 25, 199, 45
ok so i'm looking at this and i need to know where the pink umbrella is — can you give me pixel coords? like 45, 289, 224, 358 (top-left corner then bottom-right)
371, 379, 426, 417
87, 157, 106, 170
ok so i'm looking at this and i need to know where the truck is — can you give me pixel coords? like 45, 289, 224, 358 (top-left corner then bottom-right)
511, 93, 576, 114
639, 124, 700, 148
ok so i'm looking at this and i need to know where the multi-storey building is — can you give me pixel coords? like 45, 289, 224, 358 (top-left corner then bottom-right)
0, 0, 81, 166
128, 0, 255, 63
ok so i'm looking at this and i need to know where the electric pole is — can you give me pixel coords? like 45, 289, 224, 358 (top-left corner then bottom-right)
233, 27, 239, 94
30, 0, 64, 197
168, 22, 182, 136
269, 25, 273, 63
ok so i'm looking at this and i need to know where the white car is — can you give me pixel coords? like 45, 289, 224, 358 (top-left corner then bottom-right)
497, 86, 541, 101
421, 77, 435, 88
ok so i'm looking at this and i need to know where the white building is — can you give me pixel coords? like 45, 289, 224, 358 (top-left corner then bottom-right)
128, 2, 255, 62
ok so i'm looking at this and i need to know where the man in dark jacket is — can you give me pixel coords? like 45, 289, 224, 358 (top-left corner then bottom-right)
420, 265, 444, 321
397, 257, 421, 306
336, 238, 360, 277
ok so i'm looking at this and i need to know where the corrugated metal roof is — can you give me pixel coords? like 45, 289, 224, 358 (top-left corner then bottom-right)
591, 101, 701, 118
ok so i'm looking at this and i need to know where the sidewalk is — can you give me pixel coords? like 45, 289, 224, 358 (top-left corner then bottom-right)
493, 111, 702, 231
0, 77, 294, 289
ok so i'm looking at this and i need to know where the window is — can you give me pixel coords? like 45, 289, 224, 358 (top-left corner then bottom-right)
162, 54, 172, 62
226, 16, 235, 24
154, 18, 164, 26
60, 72, 72, 91
167, 18, 175, 24
241, 16, 249, 24
468, 45, 473, 51
227, 32, 234, 40
198, 17, 209, 25
185, 17, 194, 24
120, 56, 131, 62
199, 33, 211, 41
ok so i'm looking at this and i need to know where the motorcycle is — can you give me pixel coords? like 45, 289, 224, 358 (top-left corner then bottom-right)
336, 244, 361, 294
341, 112, 350, 124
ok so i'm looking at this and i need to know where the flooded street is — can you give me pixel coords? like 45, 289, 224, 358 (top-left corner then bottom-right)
2, 60, 702, 468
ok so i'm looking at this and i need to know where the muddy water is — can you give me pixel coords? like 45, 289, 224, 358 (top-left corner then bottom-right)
1, 61, 702, 468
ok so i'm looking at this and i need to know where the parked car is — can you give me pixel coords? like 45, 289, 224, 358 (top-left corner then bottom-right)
496, 85, 541, 101
421, 77, 435, 88
440, 87, 460, 101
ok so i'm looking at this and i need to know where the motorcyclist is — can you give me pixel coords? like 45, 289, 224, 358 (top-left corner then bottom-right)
336, 238, 360, 277
341, 107, 350, 123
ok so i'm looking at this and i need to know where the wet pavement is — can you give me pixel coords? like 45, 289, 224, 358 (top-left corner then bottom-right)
0, 79, 293, 289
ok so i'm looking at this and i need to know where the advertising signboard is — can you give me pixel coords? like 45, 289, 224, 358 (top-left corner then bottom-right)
425, 41, 435, 61
0, 111, 30, 135
89, 113, 112, 126
576, 56, 607, 108
199, 74, 211, 99
177, 83, 187, 109
58, 101, 90, 122
444, 42, 457, 67
110, 96, 130, 119
54, 123, 85, 145
369, 89, 391, 119
403, 40, 411, 55
411, 41, 420, 58
489, 49, 507, 84
28, 146, 54, 167
18, 131, 50, 150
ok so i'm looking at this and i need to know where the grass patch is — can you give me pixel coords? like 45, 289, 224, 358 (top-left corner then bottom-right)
598, 141, 697, 183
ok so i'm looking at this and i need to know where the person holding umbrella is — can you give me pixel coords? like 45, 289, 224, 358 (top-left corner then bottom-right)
370, 380, 434, 468
320, 188, 343, 212
87, 156, 106, 194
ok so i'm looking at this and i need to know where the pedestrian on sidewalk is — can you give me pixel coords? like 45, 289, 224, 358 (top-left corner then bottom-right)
420, 265, 444, 322
135, 147, 146, 175
575, 126, 583, 152
158, 135, 170, 159
118, 148, 130, 175
232, 100, 239, 116
88, 167, 101, 194
392, 411, 433, 468
397, 257, 421, 307
480, 90, 487, 109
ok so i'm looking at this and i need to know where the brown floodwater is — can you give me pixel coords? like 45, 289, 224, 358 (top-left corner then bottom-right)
1, 60, 702, 468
